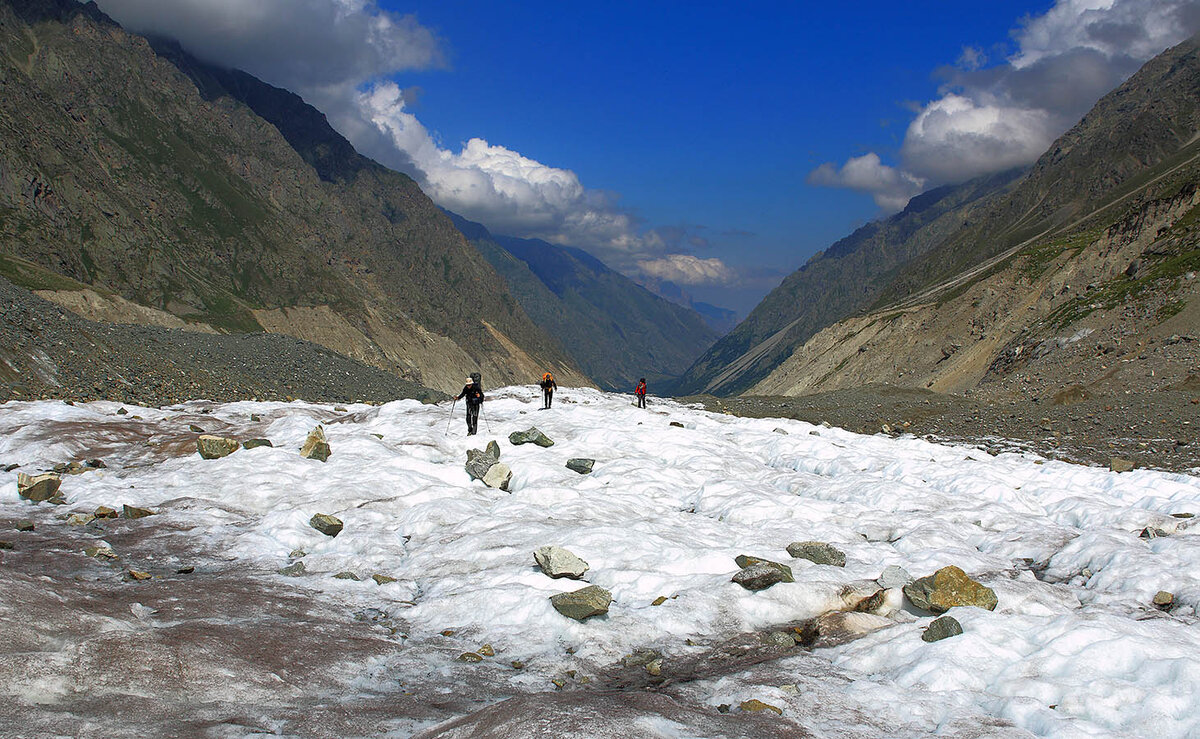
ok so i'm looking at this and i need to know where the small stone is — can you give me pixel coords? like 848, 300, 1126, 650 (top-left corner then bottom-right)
669, 421, 684, 428
1153, 591, 1175, 610
1140, 527, 1170, 539
534, 545, 590, 579
486, 440, 501, 459
243, 438, 273, 450
773, 428, 788, 435
651, 596, 668, 606
549, 584, 612, 621
734, 555, 794, 582
289, 549, 306, 559
371, 433, 384, 439
122, 505, 154, 519
733, 563, 789, 591
197, 435, 240, 459
717, 704, 731, 714
786, 541, 847, 567
903, 565, 998, 613
482, 462, 513, 491
763, 631, 796, 647
309, 513, 344, 537
176, 566, 194, 574
372, 573, 397, 585
16, 520, 35, 532
878, 565, 913, 590
645, 659, 663, 676
300, 426, 331, 462
458, 652, 484, 663
922, 615, 964, 642
128, 569, 152, 581
441, 630, 455, 637
17, 472, 61, 502
510, 660, 525, 670
279, 561, 306, 576
479, 644, 495, 657
93, 506, 118, 519
509, 427, 554, 447
66, 513, 95, 526
85, 545, 117, 559
334, 406, 348, 413
0, 541, 13, 550
565, 458, 594, 474
85, 459, 106, 469
188, 424, 205, 433
116, 408, 128, 416
250, 414, 262, 422
1110, 457, 1135, 472
334, 571, 361, 580
739, 699, 782, 716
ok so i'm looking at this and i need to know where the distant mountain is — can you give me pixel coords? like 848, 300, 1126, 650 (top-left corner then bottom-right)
674, 167, 1025, 395
449, 213, 719, 391
0, 0, 587, 394
742, 34, 1200, 401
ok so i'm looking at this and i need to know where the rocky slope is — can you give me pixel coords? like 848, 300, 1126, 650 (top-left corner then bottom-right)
0, 0, 587, 395
748, 36, 1200, 405
453, 213, 719, 391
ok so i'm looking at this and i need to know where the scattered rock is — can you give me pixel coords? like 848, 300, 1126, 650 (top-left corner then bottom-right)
334, 406, 348, 413
333, 571, 361, 581
565, 458, 594, 474
645, 659, 663, 676
734, 554, 794, 582
0, 541, 12, 550
786, 541, 847, 567
372, 573, 397, 585
289, 549, 306, 559
623, 649, 662, 668
903, 565, 998, 613
197, 435, 240, 459
739, 699, 782, 716
93, 506, 118, 519
534, 546, 590, 579
486, 440, 501, 459
250, 414, 262, 422
479, 644, 495, 657
243, 438, 273, 450
840, 580, 885, 611
279, 561, 306, 576
300, 426, 331, 462
122, 505, 154, 519
458, 652, 484, 663
17, 472, 61, 502
877, 565, 913, 590
922, 615, 964, 642
669, 421, 684, 428
1140, 526, 1170, 539
1153, 591, 1175, 610
733, 563, 790, 591
309, 513, 344, 537
465, 446, 500, 481
549, 584, 612, 621
128, 569, 152, 581
773, 428, 788, 435
763, 631, 797, 648
1110, 457, 1135, 472
3, 463, 19, 472
651, 596, 668, 606
85, 545, 117, 559
66, 513, 95, 526
116, 408, 128, 416
16, 520, 34, 531
482, 463, 513, 491
509, 427, 554, 447
188, 424, 205, 433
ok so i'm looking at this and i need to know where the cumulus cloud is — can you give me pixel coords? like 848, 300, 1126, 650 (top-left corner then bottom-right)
636, 255, 738, 287
808, 153, 926, 211
811, 0, 1200, 211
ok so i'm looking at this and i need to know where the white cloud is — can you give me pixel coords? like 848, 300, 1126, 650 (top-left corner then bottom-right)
811, 0, 1200, 210
807, 153, 926, 212
636, 255, 737, 286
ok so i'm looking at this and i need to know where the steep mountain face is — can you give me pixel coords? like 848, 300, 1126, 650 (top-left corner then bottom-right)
451, 212, 719, 391
0, 0, 587, 394
675, 168, 1024, 396
750, 35, 1200, 401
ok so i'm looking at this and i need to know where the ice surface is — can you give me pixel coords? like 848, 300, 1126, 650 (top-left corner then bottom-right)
1, 387, 1198, 737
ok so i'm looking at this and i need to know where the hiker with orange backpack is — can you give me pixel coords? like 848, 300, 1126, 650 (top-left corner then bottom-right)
634, 378, 647, 408
539, 372, 557, 410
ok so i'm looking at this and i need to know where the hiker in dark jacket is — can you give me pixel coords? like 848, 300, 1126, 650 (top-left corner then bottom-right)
455, 375, 484, 435
539, 372, 557, 409
634, 378, 647, 408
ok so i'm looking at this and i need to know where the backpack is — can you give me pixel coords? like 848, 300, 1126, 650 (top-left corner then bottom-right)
542, 372, 554, 386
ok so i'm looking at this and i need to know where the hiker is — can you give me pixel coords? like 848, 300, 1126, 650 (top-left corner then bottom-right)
634, 377, 647, 408
539, 372, 557, 410
455, 373, 484, 435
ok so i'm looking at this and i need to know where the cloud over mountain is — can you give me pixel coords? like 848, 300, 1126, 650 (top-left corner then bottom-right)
811, 0, 1200, 211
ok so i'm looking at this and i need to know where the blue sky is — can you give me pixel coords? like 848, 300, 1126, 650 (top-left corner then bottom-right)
96, 0, 1200, 316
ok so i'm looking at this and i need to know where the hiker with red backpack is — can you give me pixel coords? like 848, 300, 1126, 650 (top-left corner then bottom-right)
455, 373, 485, 435
539, 372, 557, 410
634, 378, 647, 408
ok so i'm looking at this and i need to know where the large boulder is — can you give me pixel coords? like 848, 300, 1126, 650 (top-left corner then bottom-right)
197, 435, 240, 459
734, 555, 794, 582
482, 463, 513, 491
903, 565, 998, 613
550, 584, 611, 621
534, 546, 589, 579
17, 472, 61, 502
309, 513, 343, 537
732, 563, 789, 591
786, 541, 846, 567
300, 426, 331, 462
465, 446, 500, 481
566, 458, 595, 474
922, 615, 964, 642
509, 427, 554, 447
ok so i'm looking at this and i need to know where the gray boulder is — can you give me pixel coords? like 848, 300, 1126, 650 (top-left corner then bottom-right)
877, 565, 913, 590
243, 438, 274, 450
309, 513, 344, 537
903, 565, 997, 613
787, 541, 846, 567
17, 472, 61, 502
734, 555, 794, 582
482, 463, 513, 491
922, 615, 963, 642
300, 426, 331, 462
197, 435, 240, 459
534, 546, 589, 579
509, 427, 554, 447
486, 440, 501, 459
566, 458, 595, 474
733, 563, 789, 591
122, 505, 154, 519
465, 447, 500, 481
550, 584, 611, 621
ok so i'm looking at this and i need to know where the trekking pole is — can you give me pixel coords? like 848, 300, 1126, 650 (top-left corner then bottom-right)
481, 402, 493, 433
445, 399, 457, 435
